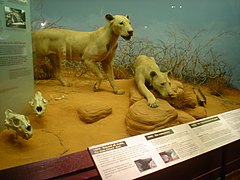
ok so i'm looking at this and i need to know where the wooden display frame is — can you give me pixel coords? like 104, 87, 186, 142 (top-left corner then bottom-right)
0, 140, 239, 180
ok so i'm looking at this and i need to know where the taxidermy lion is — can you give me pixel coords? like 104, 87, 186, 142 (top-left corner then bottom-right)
32, 14, 133, 95
133, 55, 176, 108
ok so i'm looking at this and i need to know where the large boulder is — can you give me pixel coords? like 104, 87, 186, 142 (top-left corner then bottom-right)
77, 102, 112, 123
127, 80, 207, 135
125, 99, 178, 136
176, 109, 196, 124
184, 106, 207, 120
166, 83, 198, 109
129, 85, 144, 106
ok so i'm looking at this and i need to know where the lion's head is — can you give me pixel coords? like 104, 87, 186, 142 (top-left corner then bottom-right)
105, 14, 133, 40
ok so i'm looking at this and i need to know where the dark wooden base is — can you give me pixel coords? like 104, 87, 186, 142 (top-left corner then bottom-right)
1, 140, 239, 180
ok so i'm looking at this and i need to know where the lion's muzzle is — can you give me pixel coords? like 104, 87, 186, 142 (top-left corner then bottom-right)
122, 30, 133, 40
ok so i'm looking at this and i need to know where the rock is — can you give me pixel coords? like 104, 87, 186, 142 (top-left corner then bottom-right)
129, 86, 144, 106
176, 110, 196, 124
166, 83, 197, 109
184, 106, 207, 120
126, 119, 179, 136
77, 102, 112, 123
127, 80, 205, 136
171, 79, 184, 95
126, 126, 150, 136
125, 99, 178, 136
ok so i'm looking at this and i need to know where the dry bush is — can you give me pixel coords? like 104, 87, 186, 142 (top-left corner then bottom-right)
113, 66, 132, 79
32, 1, 232, 93
32, 14, 233, 94
33, 53, 54, 80
114, 29, 232, 94
61, 60, 88, 78
205, 76, 230, 96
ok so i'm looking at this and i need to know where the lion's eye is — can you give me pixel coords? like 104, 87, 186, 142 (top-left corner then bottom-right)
119, 22, 124, 25
161, 83, 165, 86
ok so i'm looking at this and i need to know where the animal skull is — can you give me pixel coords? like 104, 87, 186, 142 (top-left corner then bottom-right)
29, 91, 48, 116
4, 109, 33, 140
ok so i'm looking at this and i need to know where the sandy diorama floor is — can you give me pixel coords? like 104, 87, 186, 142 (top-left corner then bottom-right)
1, 76, 240, 170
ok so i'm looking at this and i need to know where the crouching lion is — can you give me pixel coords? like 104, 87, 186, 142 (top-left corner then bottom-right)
133, 55, 176, 108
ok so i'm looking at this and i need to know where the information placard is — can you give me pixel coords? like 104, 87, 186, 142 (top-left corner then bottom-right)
0, 0, 34, 131
89, 109, 240, 180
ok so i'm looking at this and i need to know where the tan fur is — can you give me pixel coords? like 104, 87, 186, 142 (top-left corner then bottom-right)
133, 55, 175, 108
32, 14, 133, 94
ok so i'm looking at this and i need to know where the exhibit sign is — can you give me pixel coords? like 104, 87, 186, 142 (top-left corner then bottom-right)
0, 0, 34, 131
89, 108, 240, 180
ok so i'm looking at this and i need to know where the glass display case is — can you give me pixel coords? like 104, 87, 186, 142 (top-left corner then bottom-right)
0, 0, 240, 175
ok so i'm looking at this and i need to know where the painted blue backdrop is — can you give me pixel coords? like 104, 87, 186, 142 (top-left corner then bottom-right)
30, 0, 240, 88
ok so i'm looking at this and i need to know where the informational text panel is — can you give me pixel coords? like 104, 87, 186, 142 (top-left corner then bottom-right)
89, 109, 240, 180
0, 0, 34, 131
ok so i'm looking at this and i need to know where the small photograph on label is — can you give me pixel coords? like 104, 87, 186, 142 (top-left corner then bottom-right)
5, 6, 26, 29
159, 149, 179, 163
134, 157, 157, 172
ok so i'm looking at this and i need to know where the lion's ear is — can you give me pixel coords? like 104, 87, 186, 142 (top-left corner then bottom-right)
166, 71, 172, 78
105, 14, 114, 21
150, 71, 157, 78
126, 15, 129, 19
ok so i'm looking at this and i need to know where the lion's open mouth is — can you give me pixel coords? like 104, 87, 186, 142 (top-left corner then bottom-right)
121, 35, 132, 40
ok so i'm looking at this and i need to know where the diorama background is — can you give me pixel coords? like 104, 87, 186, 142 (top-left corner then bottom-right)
31, 0, 240, 88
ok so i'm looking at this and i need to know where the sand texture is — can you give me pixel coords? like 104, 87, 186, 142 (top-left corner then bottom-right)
1, 77, 240, 170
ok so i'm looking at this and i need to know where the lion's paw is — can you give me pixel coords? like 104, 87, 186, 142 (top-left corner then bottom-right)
148, 100, 159, 108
